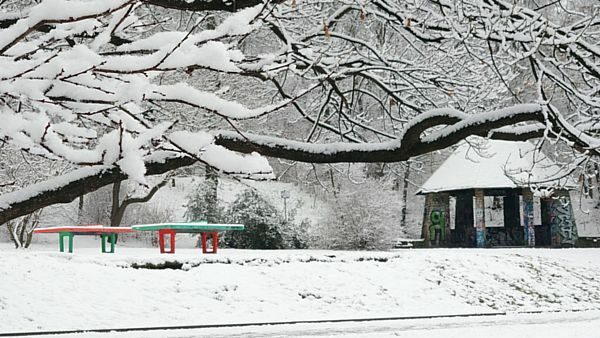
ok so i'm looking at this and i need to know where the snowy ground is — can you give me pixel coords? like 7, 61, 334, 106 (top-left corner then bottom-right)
2, 242, 600, 336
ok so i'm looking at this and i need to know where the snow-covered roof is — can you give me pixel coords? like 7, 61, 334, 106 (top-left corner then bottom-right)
417, 139, 577, 194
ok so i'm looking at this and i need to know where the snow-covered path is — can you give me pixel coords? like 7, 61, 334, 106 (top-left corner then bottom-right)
2, 244, 600, 334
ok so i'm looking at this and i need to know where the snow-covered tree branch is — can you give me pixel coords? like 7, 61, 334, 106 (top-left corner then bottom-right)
0, 0, 599, 224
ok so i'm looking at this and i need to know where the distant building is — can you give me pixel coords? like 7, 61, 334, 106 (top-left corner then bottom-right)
417, 139, 580, 248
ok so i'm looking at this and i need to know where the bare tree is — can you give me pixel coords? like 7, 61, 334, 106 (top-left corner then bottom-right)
6, 209, 43, 248
0, 0, 599, 225
109, 178, 169, 227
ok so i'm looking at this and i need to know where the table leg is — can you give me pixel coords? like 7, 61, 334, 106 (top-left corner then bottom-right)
59, 232, 73, 253
159, 229, 176, 254
201, 232, 207, 253
211, 231, 218, 254
101, 234, 116, 253
109, 233, 116, 253
101, 234, 106, 253
201, 232, 218, 254
159, 230, 165, 253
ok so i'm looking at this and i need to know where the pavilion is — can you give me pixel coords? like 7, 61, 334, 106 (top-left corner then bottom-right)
417, 139, 578, 248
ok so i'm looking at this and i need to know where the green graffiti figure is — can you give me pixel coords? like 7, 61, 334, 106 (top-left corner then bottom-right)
429, 210, 445, 242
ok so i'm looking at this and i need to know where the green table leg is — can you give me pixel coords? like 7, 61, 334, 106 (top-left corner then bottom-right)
59, 232, 74, 253
101, 233, 116, 253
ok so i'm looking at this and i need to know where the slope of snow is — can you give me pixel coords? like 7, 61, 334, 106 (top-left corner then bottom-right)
1, 245, 599, 332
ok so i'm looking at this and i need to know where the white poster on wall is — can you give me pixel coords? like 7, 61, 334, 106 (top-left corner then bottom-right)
485, 196, 504, 227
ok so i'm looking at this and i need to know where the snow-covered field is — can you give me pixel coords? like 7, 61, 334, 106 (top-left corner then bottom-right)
2, 243, 600, 335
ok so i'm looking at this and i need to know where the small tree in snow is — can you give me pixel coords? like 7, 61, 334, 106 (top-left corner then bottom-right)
223, 189, 284, 249
282, 217, 310, 249
5, 209, 43, 248
185, 180, 224, 224
126, 203, 174, 245
316, 182, 396, 250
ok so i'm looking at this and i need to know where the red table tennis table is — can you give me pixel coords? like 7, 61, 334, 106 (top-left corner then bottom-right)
33, 225, 133, 253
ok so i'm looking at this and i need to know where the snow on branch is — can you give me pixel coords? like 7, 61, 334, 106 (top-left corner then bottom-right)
143, 0, 281, 12
0, 0, 134, 55
0, 102, 554, 224
0, 1, 283, 186
1, 0, 600, 225
0, 155, 194, 225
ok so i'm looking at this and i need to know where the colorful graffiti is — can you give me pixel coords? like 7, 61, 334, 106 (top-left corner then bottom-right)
429, 210, 445, 242
523, 192, 535, 247
546, 194, 578, 247
475, 230, 485, 247
486, 227, 522, 247
474, 190, 485, 248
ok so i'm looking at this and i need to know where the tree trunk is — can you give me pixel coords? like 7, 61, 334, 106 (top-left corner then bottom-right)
6, 221, 19, 248
6, 209, 42, 248
204, 166, 219, 223
595, 163, 600, 208
400, 162, 411, 230
110, 181, 122, 227
77, 195, 84, 223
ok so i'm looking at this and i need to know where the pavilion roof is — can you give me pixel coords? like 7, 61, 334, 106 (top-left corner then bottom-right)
417, 139, 577, 195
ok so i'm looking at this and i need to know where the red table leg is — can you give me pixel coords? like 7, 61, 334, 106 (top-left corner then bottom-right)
201, 232, 218, 254
211, 231, 218, 254
201, 232, 207, 253
159, 229, 176, 254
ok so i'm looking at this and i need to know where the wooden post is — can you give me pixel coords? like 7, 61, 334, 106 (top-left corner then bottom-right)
474, 189, 486, 248
522, 189, 535, 247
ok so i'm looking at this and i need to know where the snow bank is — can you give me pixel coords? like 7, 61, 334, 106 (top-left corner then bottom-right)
1, 246, 599, 332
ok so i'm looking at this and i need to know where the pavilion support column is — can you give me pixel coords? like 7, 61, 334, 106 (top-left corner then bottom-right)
421, 193, 449, 247
522, 189, 535, 247
544, 190, 578, 247
474, 189, 486, 248
454, 192, 474, 247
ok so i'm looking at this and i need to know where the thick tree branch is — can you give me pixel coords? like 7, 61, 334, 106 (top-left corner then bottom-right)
0, 156, 194, 225
121, 178, 169, 207
0, 103, 592, 224
144, 0, 283, 12
214, 105, 549, 163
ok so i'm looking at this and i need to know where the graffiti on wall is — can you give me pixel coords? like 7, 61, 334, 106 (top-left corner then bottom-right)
475, 230, 485, 247
486, 227, 522, 247
474, 190, 485, 248
429, 210, 445, 242
547, 196, 578, 246
523, 194, 535, 247
423, 193, 449, 246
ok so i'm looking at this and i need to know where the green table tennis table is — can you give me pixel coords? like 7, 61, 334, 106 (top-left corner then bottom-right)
131, 221, 244, 254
